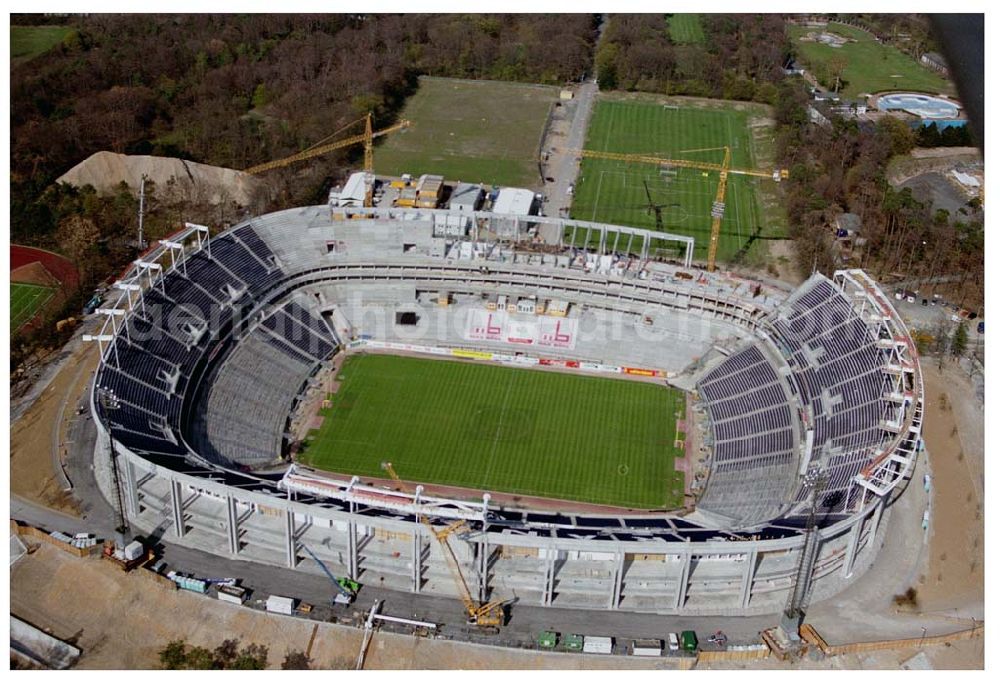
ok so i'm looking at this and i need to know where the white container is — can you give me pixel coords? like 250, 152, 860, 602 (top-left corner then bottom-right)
583, 636, 613, 655
631, 639, 663, 657
266, 595, 296, 615
217, 585, 248, 605
123, 541, 144, 561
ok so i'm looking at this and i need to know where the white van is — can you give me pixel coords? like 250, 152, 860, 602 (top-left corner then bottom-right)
668, 632, 680, 651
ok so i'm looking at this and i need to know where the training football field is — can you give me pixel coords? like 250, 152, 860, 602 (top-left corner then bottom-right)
571, 98, 773, 263
10, 282, 56, 331
376, 76, 557, 188
298, 354, 686, 509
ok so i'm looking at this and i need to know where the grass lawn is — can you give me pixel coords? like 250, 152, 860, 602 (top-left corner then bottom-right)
571, 96, 778, 263
668, 14, 705, 44
11, 282, 56, 331
299, 354, 686, 509
11, 25, 73, 63
788, 23, 954, 98
375, 76, 558, 188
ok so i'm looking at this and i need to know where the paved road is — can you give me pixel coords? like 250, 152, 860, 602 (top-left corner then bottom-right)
538, 14, 606, 243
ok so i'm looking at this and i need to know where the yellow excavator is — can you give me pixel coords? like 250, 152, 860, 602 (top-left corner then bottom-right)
381, 462, 506, 628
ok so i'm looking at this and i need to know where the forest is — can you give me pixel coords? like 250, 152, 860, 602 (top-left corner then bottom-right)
595, 14, 788, 104
772, 80, 982, 309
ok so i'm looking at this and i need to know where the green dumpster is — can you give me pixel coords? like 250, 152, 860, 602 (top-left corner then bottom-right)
563, 633, 584, 652
537, 631, 558, 648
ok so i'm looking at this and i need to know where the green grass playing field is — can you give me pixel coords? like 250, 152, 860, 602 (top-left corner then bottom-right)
375, 76, 557, 188
10, 282, 56, 331
11, 25, 74, 63
668, 14, 705, 44
788, 23, 954, 99
570, 97, 776, 263
299, 354, 686, 509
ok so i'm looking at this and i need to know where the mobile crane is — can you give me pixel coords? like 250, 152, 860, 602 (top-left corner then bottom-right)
381, 462, 506, 628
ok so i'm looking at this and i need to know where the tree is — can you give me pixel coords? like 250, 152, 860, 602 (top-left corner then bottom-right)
281, 650, 313, 670
158, 640, 189, 670
951, 322, 968, 359
157, 639, 269, 670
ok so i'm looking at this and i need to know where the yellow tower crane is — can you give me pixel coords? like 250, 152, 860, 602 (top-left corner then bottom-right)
560, 146, 786, 272
380, 462, 506, 629
245, 113, 411, 207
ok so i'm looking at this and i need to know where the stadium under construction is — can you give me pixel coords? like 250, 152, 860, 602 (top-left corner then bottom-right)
87, 201, 923, 616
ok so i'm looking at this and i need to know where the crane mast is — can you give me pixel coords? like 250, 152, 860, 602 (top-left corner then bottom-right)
381, 462, 504, 627
561, 146, 786, 272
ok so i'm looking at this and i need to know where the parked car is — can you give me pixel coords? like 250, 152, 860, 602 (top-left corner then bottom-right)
668, 632, 680, 651
545, 176, 555, 182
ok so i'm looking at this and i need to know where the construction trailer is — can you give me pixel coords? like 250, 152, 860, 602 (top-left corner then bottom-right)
447, 183, 485, 213
416, 174, 445, 208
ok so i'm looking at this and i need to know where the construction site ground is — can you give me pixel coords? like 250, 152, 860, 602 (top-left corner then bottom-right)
10, 543, 672, 670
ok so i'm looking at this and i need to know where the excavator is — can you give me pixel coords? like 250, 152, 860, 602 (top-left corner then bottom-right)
381, 462, 506, 629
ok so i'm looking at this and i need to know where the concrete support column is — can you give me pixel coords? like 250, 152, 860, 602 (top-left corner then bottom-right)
284, 509, 296, 568
870, 495, 886, 539
740, 549, 758, 609
609, 551, 625, 610
412, 526, 422, 593
347, 502, 359, 579
226, 495, 240, 555
121, 458, 139, 519
170, 479, 185, 538
478, 533, 490, 603
543, 547, 557, 606
675, 553, 692, 610
841, 519, 863, 578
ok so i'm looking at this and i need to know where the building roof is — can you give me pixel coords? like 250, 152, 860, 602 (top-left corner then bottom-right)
339, 172, 368, 205
448, 182, 484, 209
493, 187, 536, 216
923, 52, 947, 67
835, 212, 862, 231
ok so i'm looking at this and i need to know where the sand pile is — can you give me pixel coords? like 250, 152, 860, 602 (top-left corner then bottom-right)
58, 151, 267, 207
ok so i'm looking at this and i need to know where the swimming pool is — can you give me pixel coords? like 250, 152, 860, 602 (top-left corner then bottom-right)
877, 93, 961, 119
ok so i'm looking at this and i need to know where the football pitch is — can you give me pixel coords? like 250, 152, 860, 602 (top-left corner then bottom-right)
298, 354, 686, 509
375, 76, 558, 188
11, 282, 56, 331
668, 14, 705, 44
570, 98, 774, 263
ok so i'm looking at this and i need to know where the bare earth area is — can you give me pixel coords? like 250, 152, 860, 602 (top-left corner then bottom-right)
9, 543, 669, 670
10, 342, 100, 516
913, 361, 984, 615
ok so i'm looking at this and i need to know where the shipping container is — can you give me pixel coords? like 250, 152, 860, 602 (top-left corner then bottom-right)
583, 636, 614, 655
266, 595, 296, 615
631, 639, 663, 657
217, 585, 249, 605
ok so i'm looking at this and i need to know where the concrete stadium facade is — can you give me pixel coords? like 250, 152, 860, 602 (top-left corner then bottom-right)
89, 207, 923, 616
